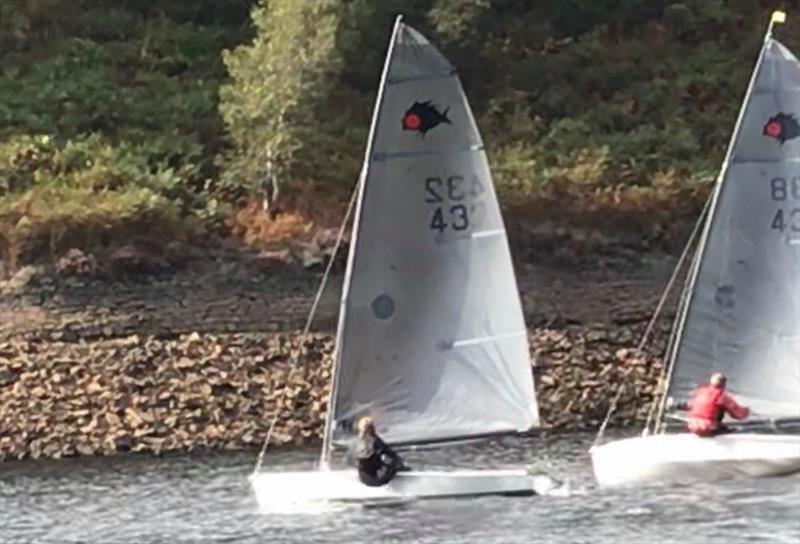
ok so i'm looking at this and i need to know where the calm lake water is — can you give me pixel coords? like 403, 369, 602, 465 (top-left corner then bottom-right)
2, 432, 799, 544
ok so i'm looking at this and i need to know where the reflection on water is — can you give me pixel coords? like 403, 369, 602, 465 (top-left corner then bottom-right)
1, 432, 799, 544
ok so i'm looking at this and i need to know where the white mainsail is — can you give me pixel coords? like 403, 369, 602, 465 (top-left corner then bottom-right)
327, 20, 538, 447
666, 38, 800, 421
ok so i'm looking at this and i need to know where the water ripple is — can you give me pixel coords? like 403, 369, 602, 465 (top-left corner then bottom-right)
1, 432, 798, 544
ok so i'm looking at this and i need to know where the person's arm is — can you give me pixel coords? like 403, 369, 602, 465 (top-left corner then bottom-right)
375, 437, 401, 462
666, 397, 690, 411
683, 386, 702, 411
721, 394, 749, 420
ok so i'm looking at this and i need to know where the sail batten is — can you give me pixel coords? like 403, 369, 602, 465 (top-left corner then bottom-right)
329, 21, 538, 445
753, 87, 800, 93
387, 72, 457, 85
373, 144, 484, 161
452, 330, 528, 348
470, 229, 506, 239
665, 38, 800, 421
731, 158, 800, 164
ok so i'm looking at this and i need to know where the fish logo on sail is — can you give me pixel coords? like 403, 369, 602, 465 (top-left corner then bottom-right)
402, 101, 451, 135
763, 113, 800, 144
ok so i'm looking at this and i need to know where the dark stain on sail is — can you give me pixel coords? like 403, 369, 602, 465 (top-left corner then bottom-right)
763, 112, 800, 144
402, 101, 451, 135
437, 340, 453, 351
337, 417, 355, 434
714, 285, 735, 308
371, 294, 395, 319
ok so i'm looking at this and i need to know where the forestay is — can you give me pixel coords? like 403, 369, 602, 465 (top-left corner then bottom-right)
667, 39, 800, 419
330, 22, 538, 445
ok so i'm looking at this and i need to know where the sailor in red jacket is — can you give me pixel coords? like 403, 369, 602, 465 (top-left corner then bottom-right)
672, 373, 750, 436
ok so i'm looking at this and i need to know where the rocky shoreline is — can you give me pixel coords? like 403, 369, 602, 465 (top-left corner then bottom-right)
0, 239, 681, 462
0, 325, 667, 461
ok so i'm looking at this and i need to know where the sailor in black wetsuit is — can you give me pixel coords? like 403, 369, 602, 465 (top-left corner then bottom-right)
352, 417, 410, 487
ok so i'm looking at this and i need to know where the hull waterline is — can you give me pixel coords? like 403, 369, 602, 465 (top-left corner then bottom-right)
590, 433, 800, 487
250, 468, 537, 509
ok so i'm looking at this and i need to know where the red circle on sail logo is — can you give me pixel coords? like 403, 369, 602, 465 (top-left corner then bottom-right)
763, 112, 800, 144
402, 113, 422, 130
765, 121, 782, 138
401, 101, 451, 135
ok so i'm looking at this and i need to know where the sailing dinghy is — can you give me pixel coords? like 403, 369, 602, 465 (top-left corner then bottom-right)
250, 16, 540, 507
591, 11, 800, 488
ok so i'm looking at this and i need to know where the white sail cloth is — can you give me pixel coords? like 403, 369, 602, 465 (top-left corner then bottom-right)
330, 23, 538, 445
668, 39, 800, 420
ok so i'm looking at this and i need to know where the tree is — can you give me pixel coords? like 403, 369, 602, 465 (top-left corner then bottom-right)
219, 0, 346, 206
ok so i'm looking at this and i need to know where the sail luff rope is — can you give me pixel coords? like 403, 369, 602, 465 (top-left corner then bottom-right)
252, 183, 360, 476
592, 193, 712, 446
318, 15, 405, 470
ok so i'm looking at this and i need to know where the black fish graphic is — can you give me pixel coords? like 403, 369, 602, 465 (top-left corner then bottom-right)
401, 101, 451, 135
763, 112, 800, 144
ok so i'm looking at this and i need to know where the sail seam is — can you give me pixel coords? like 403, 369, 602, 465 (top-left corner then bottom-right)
386, 70, 457, 85
373, 145, 484, 162
731, 157, 800, 164
451, 330, 527, 348
752, 87, 800, 94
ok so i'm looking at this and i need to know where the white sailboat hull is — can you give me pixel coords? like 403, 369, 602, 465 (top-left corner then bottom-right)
250, 468, 536, 508
590, 433, 800, 487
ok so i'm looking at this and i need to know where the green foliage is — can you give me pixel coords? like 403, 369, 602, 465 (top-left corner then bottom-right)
477, 0, 775, 197
2, 0, 799, 270
219, 0, 439, 192
219, 0, 349, 191
542, 0, 665, 38
0, 134, 207, 262
218, 0, 797, 210
0, 0, 246, 266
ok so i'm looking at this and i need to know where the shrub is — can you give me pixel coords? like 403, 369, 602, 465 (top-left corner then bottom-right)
0, 1, 246, 270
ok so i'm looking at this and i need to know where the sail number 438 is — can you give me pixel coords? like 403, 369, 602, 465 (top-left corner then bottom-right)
769, 177, 800, 233
425, 175, 485, 233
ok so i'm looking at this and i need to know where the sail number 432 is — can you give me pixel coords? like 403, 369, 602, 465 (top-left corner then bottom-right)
425, 175, 484, 233
769, 177, 800, 233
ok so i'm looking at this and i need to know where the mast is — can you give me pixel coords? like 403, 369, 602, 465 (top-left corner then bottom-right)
653, 11, 787, 432
319, 15, 404, 470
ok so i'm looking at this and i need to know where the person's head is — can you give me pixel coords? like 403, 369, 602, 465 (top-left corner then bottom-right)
710, 372, 727, 388
357, 416, 375, 438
